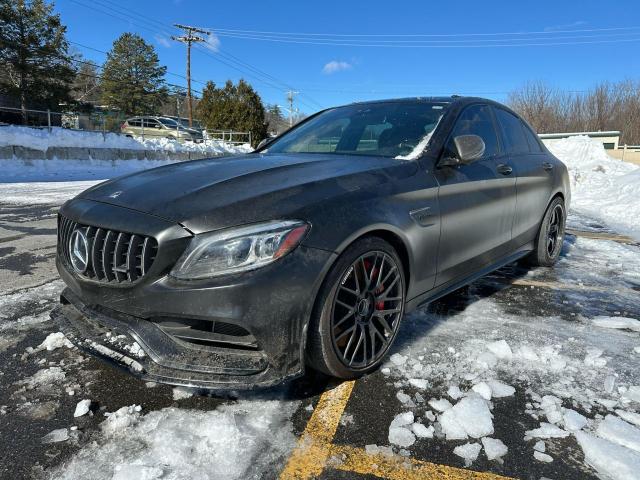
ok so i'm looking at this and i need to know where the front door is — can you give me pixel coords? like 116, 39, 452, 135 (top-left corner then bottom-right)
433, 104, 517, 287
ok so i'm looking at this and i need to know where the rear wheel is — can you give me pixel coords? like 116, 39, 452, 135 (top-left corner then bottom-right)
527, 197, 566, 267
306, 237, 406, 379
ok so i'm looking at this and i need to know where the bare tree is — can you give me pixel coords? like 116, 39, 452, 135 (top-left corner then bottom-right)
508, 79, 640, 144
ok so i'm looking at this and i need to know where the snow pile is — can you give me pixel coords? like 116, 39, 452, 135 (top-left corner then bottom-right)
53, 400, 299, 480
544, 135, 640, 240
74, 400, 92, 418
0, 125, 251, 154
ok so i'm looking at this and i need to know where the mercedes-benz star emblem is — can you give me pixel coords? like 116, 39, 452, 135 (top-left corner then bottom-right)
69, 229, 89, 273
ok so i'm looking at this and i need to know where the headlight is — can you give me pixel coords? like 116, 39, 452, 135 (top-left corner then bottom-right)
170, 220, 309, 280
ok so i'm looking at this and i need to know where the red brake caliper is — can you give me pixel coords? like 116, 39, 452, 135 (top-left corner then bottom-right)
364, 259, 385, 311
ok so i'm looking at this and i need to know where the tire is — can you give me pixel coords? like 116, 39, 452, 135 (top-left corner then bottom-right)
306, 237, 406, 379
527, 197, 566, 267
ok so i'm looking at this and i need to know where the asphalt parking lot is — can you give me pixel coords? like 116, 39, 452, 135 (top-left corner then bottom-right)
1, 195, 640, 480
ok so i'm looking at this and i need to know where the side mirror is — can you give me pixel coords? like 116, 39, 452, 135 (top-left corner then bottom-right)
454, 134, 485, 163
256, 137, 273, 150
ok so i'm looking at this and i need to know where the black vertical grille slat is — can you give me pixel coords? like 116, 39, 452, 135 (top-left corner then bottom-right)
91, 228, 106, 280
126, 234, 142, 282
58, 214, 158, 284
102, 230, 116, 281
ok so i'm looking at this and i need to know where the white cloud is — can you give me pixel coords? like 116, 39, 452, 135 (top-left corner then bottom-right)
154, 34, 171, 48
544, 20, 587, 32
322, 60, 352, 75
204, 33, 221, 52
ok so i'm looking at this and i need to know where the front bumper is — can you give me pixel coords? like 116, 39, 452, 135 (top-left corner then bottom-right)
53, 201, 336, 390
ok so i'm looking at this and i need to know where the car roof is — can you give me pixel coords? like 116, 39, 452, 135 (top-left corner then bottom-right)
348, 95, 505, 109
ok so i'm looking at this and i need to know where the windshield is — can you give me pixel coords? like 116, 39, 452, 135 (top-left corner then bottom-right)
266, 101, 447, 158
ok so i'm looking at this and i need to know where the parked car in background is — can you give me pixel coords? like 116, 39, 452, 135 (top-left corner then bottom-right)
121, 116, 204, 143
53, 96, 569, 389
165, 116, 204, 133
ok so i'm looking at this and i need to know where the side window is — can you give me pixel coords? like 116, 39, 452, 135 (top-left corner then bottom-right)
521, 123, 543, 153
445, 104, 499, 159
494, 109, 529, 155
129, 118, 141, 127
144, 119, 161, 129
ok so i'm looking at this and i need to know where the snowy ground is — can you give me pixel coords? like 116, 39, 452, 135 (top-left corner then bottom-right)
0, 136, 639, 479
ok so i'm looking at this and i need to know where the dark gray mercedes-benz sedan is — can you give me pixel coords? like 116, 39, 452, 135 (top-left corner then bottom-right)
52, 96, 570, 389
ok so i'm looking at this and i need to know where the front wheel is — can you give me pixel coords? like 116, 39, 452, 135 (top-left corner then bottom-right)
527, 197, 566, 267
306, 237, 406, 379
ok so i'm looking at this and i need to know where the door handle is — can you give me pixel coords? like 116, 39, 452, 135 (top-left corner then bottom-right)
543, 162, 554, 171
496, 164, 513, 175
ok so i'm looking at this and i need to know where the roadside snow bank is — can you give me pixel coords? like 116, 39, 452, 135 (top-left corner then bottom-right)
0, 125, 252, 154
53, 400, 298, 480
544, 136, 640, 240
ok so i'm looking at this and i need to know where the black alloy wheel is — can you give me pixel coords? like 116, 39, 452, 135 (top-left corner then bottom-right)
306, 237, 406, 379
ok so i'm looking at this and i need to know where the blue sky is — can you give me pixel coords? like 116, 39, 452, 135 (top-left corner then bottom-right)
57, 0, 640, 114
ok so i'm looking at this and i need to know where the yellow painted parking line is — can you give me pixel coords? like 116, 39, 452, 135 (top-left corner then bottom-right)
279, 379, 516, 480
279, 380, 355, 480
510, 278, 638, 295
566, 228, 636, 245
329, 444, 514, 480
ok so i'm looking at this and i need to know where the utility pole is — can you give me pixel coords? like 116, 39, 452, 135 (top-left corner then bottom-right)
172, 24, 210, 127
286, 90, 299, 127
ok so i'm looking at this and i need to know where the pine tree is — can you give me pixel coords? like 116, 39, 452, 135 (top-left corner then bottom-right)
197, 79, 267, 147
265, 104, 287, 135
100, 33, 167, 116
0, 0, 75, 124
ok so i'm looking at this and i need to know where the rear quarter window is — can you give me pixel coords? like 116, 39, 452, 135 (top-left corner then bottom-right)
494, 108, 529, 155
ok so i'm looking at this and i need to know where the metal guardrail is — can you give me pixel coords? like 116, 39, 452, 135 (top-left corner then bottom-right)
205, 129, 251, 145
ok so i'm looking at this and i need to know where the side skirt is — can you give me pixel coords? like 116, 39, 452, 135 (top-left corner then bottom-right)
405, 243, 533, 312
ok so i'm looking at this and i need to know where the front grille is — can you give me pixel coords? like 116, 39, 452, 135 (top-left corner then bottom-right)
58, 214, 158, 283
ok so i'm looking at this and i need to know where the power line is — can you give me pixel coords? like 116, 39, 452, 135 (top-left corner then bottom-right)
71, 0, 324, 110
207, 32, 640, 48
208, 25, 640, 38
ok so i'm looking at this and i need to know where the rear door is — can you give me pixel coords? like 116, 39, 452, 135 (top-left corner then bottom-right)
433, 104, 517, 286
493, 108, 553, 247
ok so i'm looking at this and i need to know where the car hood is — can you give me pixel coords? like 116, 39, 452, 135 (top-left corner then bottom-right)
78, 153, 417, 233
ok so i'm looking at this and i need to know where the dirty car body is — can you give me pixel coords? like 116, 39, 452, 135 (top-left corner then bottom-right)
52, 97, 570, 389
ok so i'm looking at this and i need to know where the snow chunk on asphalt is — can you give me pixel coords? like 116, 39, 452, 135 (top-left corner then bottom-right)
453, 442, 481, 467
21, 366, 65, 388
52, 400, 298, 480
623, 386, 640, 403
102, 405, 142, 436
534, 441, 546, 452
389, 425, 416, 447
42, 428, 69, 443
472, 382, 492, 401
481, 437, 508, 461
592, 316, 640, 332
408, 378, 428, 390
73, 399, 92, 418
563, 409, 588, 431
37, 332, 73, 351
447, 385, 464, 400
486, 340, 513, 360
616, 410, 640, 428
576, 430, 640, 480
534, 451, 553, 463
388, 411, 416, 447
428, 398, 452, 412
525, 422, 570, 439
439, 395, 494, 440
597, 415, 640, 453
172, 388, 194, 401
412, 423, 434, 439
486, 380, 515, 398
390, 411, 414, 428
390, 353, 407, 366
